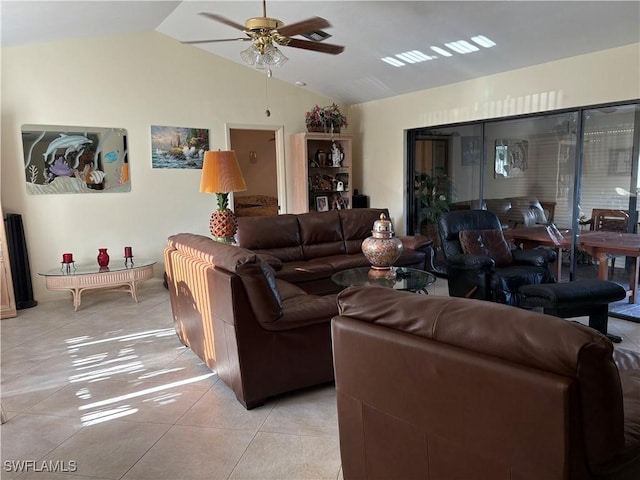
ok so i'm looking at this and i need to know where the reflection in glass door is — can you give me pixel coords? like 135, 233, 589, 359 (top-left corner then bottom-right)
576, 105, 639, 294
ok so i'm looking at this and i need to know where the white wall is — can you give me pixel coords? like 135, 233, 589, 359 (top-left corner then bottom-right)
350, 43, 640, 233
1, 31, 332, 302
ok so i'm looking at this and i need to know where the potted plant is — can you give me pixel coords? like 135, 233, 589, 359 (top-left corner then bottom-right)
306, 103, 348, 133
415, 169, 453, 245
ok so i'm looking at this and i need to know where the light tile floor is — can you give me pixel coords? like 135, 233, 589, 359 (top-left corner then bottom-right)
1, 278, 639, 480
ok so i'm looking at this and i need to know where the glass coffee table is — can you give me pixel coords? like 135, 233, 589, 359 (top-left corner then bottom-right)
39, 260, 155, 311
331, 266, 436, 293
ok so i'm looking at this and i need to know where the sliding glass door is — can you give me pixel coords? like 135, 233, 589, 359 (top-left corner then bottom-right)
406, 100, 639, 287
575, 105, 640, 290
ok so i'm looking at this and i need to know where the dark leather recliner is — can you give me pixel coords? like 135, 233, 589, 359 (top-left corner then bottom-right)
438, 209, 556, 306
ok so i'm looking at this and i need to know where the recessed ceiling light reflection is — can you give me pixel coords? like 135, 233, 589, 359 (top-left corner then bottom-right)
430, 46, 452, 57
395, 50, 433, 64
445, 40, 479, 54
381, 56, 405, 67
471, 35, 496, 48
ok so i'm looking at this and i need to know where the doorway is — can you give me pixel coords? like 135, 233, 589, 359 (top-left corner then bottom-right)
228, 125, 286, 215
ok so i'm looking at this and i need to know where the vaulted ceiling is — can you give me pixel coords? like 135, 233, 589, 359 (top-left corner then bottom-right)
3, 1, 639, 105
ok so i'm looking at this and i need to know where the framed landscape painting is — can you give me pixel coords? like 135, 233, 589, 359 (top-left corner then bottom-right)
151, 126, 209, 169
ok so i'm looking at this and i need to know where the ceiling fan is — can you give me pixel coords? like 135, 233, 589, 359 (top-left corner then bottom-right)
182, 0, 345, 68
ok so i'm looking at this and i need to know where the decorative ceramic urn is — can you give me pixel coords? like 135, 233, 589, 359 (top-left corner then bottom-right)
361, 213, 403, 270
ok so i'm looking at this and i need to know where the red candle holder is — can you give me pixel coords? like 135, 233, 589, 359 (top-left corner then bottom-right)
124, 246, 134, 267
60, 252, 76, 274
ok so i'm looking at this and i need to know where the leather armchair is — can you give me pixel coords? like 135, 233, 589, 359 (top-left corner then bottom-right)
438, 209, 556, 306
332, 286, 640, 480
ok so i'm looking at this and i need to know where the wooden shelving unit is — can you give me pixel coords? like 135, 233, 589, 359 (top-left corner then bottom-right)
291, 132, 353, 213
0, 204, 16, 319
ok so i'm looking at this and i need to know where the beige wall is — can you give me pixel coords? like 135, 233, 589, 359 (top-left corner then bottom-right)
1, 31, 331, 301
2, 30, 639, 303
349, 43, 640, 233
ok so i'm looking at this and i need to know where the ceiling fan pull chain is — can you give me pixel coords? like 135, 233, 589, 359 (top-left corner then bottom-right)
265, 70, 271, 117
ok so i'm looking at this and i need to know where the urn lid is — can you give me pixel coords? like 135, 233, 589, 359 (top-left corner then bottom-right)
372, 213, 394, 236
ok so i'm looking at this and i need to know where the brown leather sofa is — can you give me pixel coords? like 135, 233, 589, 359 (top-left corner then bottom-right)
235, 208, 432, 295
164, 233, 337, 409
332, 286, 640, 479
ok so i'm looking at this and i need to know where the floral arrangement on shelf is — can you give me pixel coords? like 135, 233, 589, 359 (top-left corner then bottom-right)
305, 103, 348, 132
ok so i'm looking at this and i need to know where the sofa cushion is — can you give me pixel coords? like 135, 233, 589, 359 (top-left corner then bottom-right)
261, 294, 338, 331
395, 249, 427, 268
236, 261, 283, 324
256, 253, 283, 270
275, 261, 335, 283
168, 233, 256, 271
236, 214, 304, 262
309, 254, 370, 270
459, 229, 513, 267
276, 279, 308, 301
339, 208, 389, 254
297, 210, 346, 259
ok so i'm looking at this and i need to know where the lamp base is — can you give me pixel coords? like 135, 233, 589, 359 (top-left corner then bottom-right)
213, 236, 235, 244
209, 208, 238, 241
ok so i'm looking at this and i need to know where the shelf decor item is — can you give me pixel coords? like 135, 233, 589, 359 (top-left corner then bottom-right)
200, 150, 247, 243
60, 253, 76, 274
305, 103, 347, 134
97, 248, 110, 267
124, 246, 134, 266
361, 213, 403, 270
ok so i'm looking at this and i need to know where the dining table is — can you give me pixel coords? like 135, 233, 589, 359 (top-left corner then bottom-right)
505, 226, 640, 303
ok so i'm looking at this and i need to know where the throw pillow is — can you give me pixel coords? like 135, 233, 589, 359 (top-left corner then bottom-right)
459, 229, 513, 267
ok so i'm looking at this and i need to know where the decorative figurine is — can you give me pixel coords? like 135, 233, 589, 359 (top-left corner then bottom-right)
331, 142, 344, 167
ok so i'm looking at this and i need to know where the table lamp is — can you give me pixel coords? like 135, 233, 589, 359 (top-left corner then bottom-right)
200, 150, 247, 243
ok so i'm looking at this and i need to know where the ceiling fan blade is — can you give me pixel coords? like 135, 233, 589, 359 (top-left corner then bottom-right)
199, 12, 247, 32
277, 17, 330, 37
182, 37, 249, 45
285, 38, 345, 55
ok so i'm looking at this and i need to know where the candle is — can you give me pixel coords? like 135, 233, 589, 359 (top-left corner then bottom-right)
62, 253, 73, 263
124, 246, 133, 258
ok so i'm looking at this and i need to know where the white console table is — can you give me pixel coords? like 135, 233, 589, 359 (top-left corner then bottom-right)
39, 260, 155, 311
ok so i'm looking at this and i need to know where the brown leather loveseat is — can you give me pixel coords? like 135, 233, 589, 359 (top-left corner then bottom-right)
332, 286, 640, 479
235, 208, 432, 295
164, 233, 337, 409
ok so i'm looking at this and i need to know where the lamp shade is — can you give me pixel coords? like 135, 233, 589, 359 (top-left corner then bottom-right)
200, 151, 247, 194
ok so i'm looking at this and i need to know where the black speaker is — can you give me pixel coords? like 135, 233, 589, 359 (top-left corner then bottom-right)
352, 194, 369, 208
4, 213, 37, 309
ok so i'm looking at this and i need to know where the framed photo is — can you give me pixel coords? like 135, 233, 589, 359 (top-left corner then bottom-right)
608, 148, 632, 176
494, 139, 528, 178
461, 136, 482, 165
316, 195, 329, 212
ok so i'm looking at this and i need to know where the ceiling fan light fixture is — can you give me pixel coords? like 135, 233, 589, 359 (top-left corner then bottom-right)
240, 44, 260, 65
241, 42, 288, 69
264, 43, 288, 67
